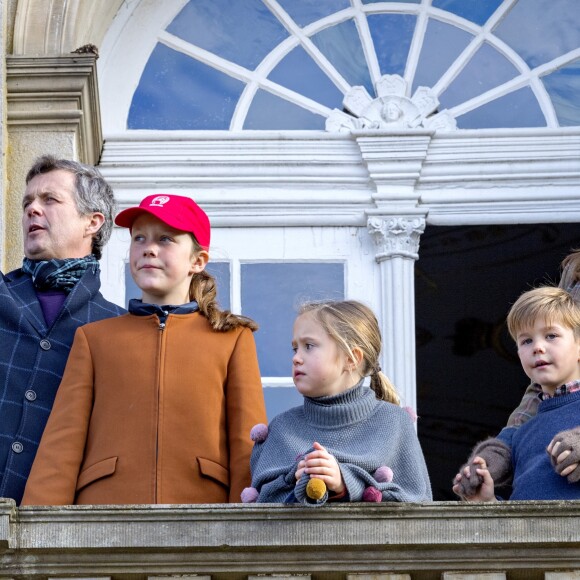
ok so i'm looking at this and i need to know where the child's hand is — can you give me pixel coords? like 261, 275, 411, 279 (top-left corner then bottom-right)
452, 456, 497, 502
300, 442, 345, 494
547, 428, 580, 482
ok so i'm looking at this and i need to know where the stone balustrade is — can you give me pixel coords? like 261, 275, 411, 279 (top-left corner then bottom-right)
2, 499, 580, 579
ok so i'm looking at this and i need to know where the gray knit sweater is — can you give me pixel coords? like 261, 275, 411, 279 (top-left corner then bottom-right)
249, 382, 432, 504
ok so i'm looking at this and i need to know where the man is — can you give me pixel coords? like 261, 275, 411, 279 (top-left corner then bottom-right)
0, 155, 125, 504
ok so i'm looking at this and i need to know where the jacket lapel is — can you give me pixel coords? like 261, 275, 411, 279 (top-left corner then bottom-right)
1, 270, 47, 334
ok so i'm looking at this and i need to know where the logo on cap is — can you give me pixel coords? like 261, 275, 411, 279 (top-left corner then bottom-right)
150, 195, 170, 207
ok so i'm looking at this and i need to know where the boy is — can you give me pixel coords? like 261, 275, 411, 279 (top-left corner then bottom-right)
456, 286, 580, 501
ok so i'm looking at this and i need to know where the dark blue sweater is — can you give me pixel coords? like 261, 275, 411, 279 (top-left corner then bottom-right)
510, 390, 580, 500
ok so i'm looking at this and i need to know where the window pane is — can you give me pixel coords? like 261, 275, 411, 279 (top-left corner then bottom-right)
125, 264, 141, 307
128, 43, 245, 130
541, 58, 580, 127
263, 386, 304, 421
439, 42, 519, 109
311, 19, 373, 95
241, 263, 345, 376
166, 0, 288, 70
368, 14, 416, 77
494, 0, 580, 69
244, 90, 327, 129
124, 261, 231, 310
206, 262, 231, 311
363, 0, 420, 4
268, 45, 344, 109
413, 18, 473, 93
456, 86, 546, 128
276, 0, 350, 28
432, 0, 503, 26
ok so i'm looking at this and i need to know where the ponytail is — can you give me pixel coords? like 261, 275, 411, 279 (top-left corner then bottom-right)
189, 270, 258, 332
370, 367, 400, 405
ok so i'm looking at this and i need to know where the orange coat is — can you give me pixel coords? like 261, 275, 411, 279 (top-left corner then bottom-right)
22, 311, 266, 505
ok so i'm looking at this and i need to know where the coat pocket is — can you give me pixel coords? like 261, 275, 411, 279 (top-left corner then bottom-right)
197, 456, 230, 488
76, 456, 118, 492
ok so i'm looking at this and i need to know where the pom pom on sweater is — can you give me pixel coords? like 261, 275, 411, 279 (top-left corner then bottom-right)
306, 477, 327, 500
362, 486, 382, 502
241, 487, 259, 503
374, 466, 393, 483
250, 423, 269, 442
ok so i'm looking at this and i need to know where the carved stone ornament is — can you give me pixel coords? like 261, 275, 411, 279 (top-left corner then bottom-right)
367, 216, 426, 261
326, 75, 457, 133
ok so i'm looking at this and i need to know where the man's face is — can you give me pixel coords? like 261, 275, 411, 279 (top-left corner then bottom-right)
22, 169, 97, 260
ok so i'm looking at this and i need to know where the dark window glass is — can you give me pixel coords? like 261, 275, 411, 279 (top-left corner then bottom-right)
128, 43, 244, 130
241, 262, 345, 376
416, 222, 580, 500
263, 387, 305, 421
205, 262, 231, 311
456, 86, 546, 128
268, 45, 345, 109
368, 14, 416, 77
124, 263, 140, 307
166, 0, 288, 70
244, 90, 327, 129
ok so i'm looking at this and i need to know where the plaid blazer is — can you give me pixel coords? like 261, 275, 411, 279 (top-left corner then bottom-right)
0, 266, 125, 503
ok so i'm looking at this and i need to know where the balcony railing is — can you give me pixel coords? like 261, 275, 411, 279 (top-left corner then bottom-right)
2, 499, 580, 579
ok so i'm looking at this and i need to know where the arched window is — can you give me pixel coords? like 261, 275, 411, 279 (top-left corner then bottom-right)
101, 0, 580, 132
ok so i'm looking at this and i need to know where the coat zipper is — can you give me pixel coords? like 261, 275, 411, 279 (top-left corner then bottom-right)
155, 312, 168, 501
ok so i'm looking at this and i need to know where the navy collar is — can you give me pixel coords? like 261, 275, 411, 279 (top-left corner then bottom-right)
129, 299, 199, 323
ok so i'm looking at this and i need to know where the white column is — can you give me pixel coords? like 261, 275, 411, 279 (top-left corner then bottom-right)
367, 212, 426, 410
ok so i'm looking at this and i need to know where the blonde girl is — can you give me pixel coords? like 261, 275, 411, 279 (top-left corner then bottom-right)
242, 300, 432, 505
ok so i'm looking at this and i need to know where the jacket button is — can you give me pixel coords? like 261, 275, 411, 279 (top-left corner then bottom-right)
11, 442, 23, 453
25, 390, 37, 401
39, 339, 51, 350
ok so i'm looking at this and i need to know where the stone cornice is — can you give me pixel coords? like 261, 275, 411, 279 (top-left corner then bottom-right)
99, 129, 580, 227
6, 54, 103, 164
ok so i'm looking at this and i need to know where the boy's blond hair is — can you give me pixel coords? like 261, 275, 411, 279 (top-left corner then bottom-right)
507, 286, 580, 341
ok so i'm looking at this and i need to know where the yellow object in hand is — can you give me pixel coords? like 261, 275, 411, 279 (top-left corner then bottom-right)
306, 477, 327, 500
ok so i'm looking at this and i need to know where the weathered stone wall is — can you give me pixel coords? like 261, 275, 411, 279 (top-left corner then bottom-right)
2, 500, 580, 580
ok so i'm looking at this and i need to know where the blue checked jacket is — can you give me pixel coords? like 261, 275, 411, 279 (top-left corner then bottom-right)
0, 266, 125, 503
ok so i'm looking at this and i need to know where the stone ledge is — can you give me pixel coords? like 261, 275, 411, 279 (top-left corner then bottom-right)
1, 500, 580, 578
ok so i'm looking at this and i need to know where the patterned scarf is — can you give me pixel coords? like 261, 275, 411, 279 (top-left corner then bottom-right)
22, 255, 99, 294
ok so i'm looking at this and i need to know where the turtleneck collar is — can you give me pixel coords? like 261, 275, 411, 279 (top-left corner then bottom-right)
302, 380, 380, 428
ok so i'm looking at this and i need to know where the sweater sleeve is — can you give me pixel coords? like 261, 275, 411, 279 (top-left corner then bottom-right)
249, 416, 301, 504
21, 328, 95, 505
225, 327, 268, 503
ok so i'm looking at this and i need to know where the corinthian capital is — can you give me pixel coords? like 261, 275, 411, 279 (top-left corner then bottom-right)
367, 216, 426, 261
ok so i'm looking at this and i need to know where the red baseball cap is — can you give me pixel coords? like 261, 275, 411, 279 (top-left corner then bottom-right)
115, 194, 211, 250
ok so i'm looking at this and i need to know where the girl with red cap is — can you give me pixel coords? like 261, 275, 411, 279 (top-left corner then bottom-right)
22, 194, 267, 505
